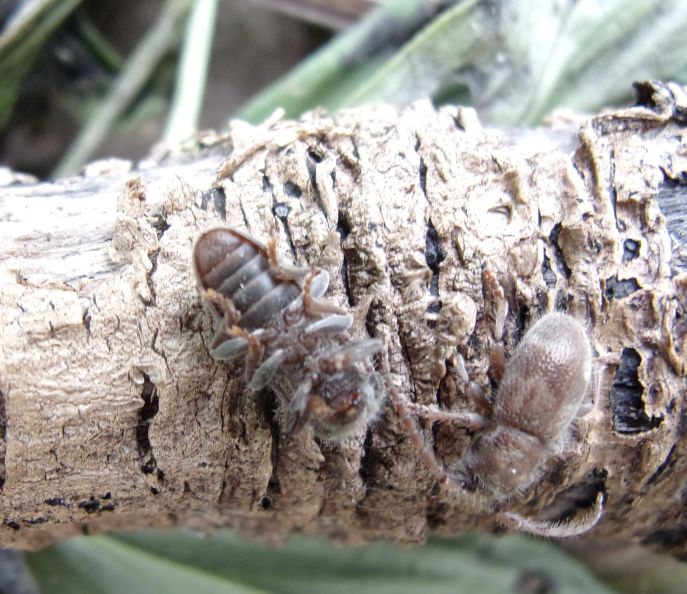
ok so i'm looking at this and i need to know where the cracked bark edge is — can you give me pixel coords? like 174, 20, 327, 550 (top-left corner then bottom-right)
0, 81, 685, 555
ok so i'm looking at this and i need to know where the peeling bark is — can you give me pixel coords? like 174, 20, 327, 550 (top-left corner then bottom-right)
0, 81, 685, 555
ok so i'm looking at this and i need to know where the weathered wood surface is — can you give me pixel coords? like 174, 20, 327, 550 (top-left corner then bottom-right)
0, 81, 685, 555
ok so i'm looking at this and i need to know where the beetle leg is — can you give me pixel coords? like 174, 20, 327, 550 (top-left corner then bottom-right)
451, 353, 494, 415
285, 377, 314, 436
230, 326, 264, 381
404, 402, 490, 431
379, 345, 464, 493
498, 492, 605, 537
302, 269, 347, 316
266, 235, 309, 283
303, 314, 353, 337
489, 343, 506, 384
481, 268, 508, 343
203, 288, 242, 349
210, 336, 248, 361
249, 348, 288, 391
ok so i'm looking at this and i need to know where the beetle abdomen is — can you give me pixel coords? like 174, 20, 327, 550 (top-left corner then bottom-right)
194, 228, 302, 331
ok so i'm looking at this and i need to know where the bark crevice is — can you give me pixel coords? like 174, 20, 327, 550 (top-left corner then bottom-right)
611, 348, 663, 435
136, 374, 160, 475
0, 386, 5, 490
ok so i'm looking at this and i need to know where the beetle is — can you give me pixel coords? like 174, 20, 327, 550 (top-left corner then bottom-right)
193, 227, 385, 440
404, 270, 604, 536
456, 311, 593, 498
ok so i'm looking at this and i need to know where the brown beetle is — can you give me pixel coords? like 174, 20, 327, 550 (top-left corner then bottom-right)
405, 271, 604, 536
457, 312, 593, 498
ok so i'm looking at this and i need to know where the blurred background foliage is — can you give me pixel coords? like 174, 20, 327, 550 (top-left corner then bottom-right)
24, 532, 622, 594
2, 0, 687, 178
1, 0, 687, 592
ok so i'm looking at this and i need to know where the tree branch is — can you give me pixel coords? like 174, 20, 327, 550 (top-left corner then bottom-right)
0, 81, 685, 555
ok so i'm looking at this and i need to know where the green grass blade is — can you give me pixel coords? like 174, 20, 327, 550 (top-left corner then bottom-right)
28, 530, 620, 594
238, 0, 687, 126
164, 0, 218, 144
235, 0, 448, 123
53, 0, 194, 178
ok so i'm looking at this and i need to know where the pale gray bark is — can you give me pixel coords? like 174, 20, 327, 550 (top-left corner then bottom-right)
0, 80, 685, 556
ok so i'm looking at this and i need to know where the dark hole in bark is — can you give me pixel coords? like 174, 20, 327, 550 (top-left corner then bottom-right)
425, 500, 449, 530
200, 188, 211, 210
306, 150, 327, 220
425, 220, 445, 316
611, 348, 663, 434
634, 81, 687, 124
262, 392, 282, 497
82, 307, 92, 337
513, 304, 529, 345
657, 174, 687, 273
262, 173, 273, 193
152, 213, 170, 239
0, 387, 5, 490
44, 498, 65, 507
212, 187, 226, 220
633, 81, 659, 108
337, 212, 354, 307
622, 239, 640, 261
534, 290, 549, 318
270, 196, 297, 259
644, 444, 677, 489
306, 148, 323, 164
358, 428, 376, 488
136, 374, 160, 474
272, 202, 291, 219
3, 520, 19, 531
199, 187, 227, 221
283, 181, 302, 198
541, 252, 557, 287
605, 275, 640, 300
536, 468, 607, 524
418, 157, 428, 197
78, 497, 100, 514
547, 224, 571, 279
554, 291, 573, 312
